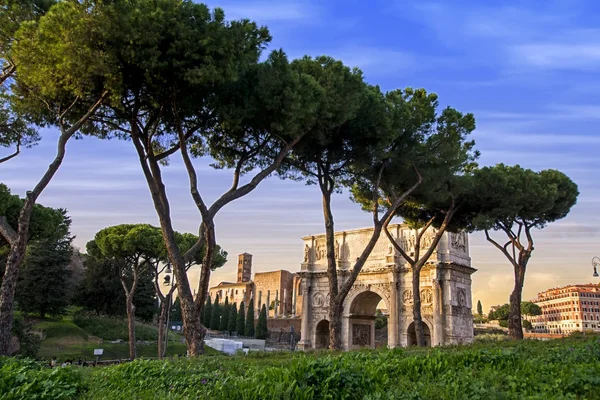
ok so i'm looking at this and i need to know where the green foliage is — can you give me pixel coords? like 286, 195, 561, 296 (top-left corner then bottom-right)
0, 184, 70, 256
236, 301, 245, 336
470, 165, 579, 232
203, 295, 212, 328
72, 315, 158, 342
5, 338, 600, 399
521, 301, 542, 317
11, 316, 41, 358
245, 298, 255, 338
34, 320, 87, 340
227, 303, 237, 335
255, 304, 268, 339
477, 300, 483, 317
0, 357, 84, 399
375, 310, 388, 330
16, 236, 73, 318
499, 320, 509, 328
522, 320, 533, 330
210, 295, 221, 331
473, 333, 510, 343
490, 303, 541, 323
219, 297, 229, 331
488, 304, 510, 321
6, 0, 114, 139
73, 256, 155, 321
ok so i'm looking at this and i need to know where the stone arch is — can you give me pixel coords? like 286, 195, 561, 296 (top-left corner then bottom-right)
344, 284, 392, 349
315, 319, 330, 349
406, 320, 432, 347
343, 285, 391, 316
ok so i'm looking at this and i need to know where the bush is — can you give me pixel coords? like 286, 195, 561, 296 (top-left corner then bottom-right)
498, 319, 508, 328
255, 305, 268, 339
4, 337, 600, 399
0, 358, 84, 399
473, 333, 510, 343
12, 317, 41, 358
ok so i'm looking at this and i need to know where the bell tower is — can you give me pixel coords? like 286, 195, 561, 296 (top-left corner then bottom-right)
237, 253, 252, 283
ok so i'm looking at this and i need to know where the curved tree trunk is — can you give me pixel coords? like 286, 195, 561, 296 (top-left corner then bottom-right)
126, 296, 136, 360
508, 264, 526, 340
130, 130, 202, 356
412, 266, 426, 347
192, 221, 216, 355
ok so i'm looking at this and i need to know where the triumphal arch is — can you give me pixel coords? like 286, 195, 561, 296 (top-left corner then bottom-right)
297, 224, 476, 350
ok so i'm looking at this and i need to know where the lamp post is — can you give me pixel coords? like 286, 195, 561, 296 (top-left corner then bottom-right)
593, 257, 600, 278
163, 265, 174, 358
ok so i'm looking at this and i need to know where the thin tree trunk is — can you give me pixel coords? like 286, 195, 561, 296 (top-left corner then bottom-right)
484, 223, 533, 341
0, 93, 106, 355
157, 299, 168, 359
412, 266, 426, 346
508, 264, 526, 340
321, 187, 342, 350
130, 129, 202, 356
385, 204, 457, 347
126, 296, 136, 360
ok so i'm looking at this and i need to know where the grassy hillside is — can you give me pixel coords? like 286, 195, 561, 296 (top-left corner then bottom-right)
30, 315, 187, 361
3, 336, 600, 399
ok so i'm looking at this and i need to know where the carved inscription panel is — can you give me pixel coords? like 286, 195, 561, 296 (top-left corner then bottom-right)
352, 324, 371, 346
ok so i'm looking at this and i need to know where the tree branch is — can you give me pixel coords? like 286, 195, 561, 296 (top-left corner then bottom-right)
0, 216, 17, 244
207, 132, 307, 217
0, 140, 20, 164
338, 164, 423, 300
485, 229, 519, 269
385, 228, 415, 265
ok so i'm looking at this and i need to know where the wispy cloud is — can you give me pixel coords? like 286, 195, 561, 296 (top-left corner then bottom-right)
209, 1, 320, 23
510, 42, 600, 70
324, 46, 418, 77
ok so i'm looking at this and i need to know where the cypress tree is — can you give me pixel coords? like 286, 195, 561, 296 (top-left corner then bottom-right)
203, 295, 212, 327
236, 301, 245, 336
245, 298, 255, 338
210, 295, 221, 330
228, 303, 237, 335
477, 300, 483, 317
219, 296, 230, 331
255, 304, 268, 339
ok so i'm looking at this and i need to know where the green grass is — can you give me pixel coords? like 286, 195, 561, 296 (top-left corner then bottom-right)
4, 337, 600, 399
34, 320, 88, 340
38, 338, 190, 361
29, 314, 189, 362
72, 315, 159, 341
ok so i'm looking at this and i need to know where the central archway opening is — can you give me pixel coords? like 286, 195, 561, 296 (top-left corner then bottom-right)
315, 320, 330, 349
407, 321, 431, 346
348, 291, 388, 349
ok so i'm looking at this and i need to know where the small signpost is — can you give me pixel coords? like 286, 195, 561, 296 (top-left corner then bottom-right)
93, 349, 104, 356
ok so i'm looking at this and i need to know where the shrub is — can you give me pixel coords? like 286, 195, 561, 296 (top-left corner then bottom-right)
255, 305, 268, 339
0, 358, 84, 399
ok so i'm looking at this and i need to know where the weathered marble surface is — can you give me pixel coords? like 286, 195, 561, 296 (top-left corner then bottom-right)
298, 224, 476, 350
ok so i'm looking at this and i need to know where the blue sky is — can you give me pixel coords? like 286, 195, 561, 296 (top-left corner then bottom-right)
2, 0, 600, 310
